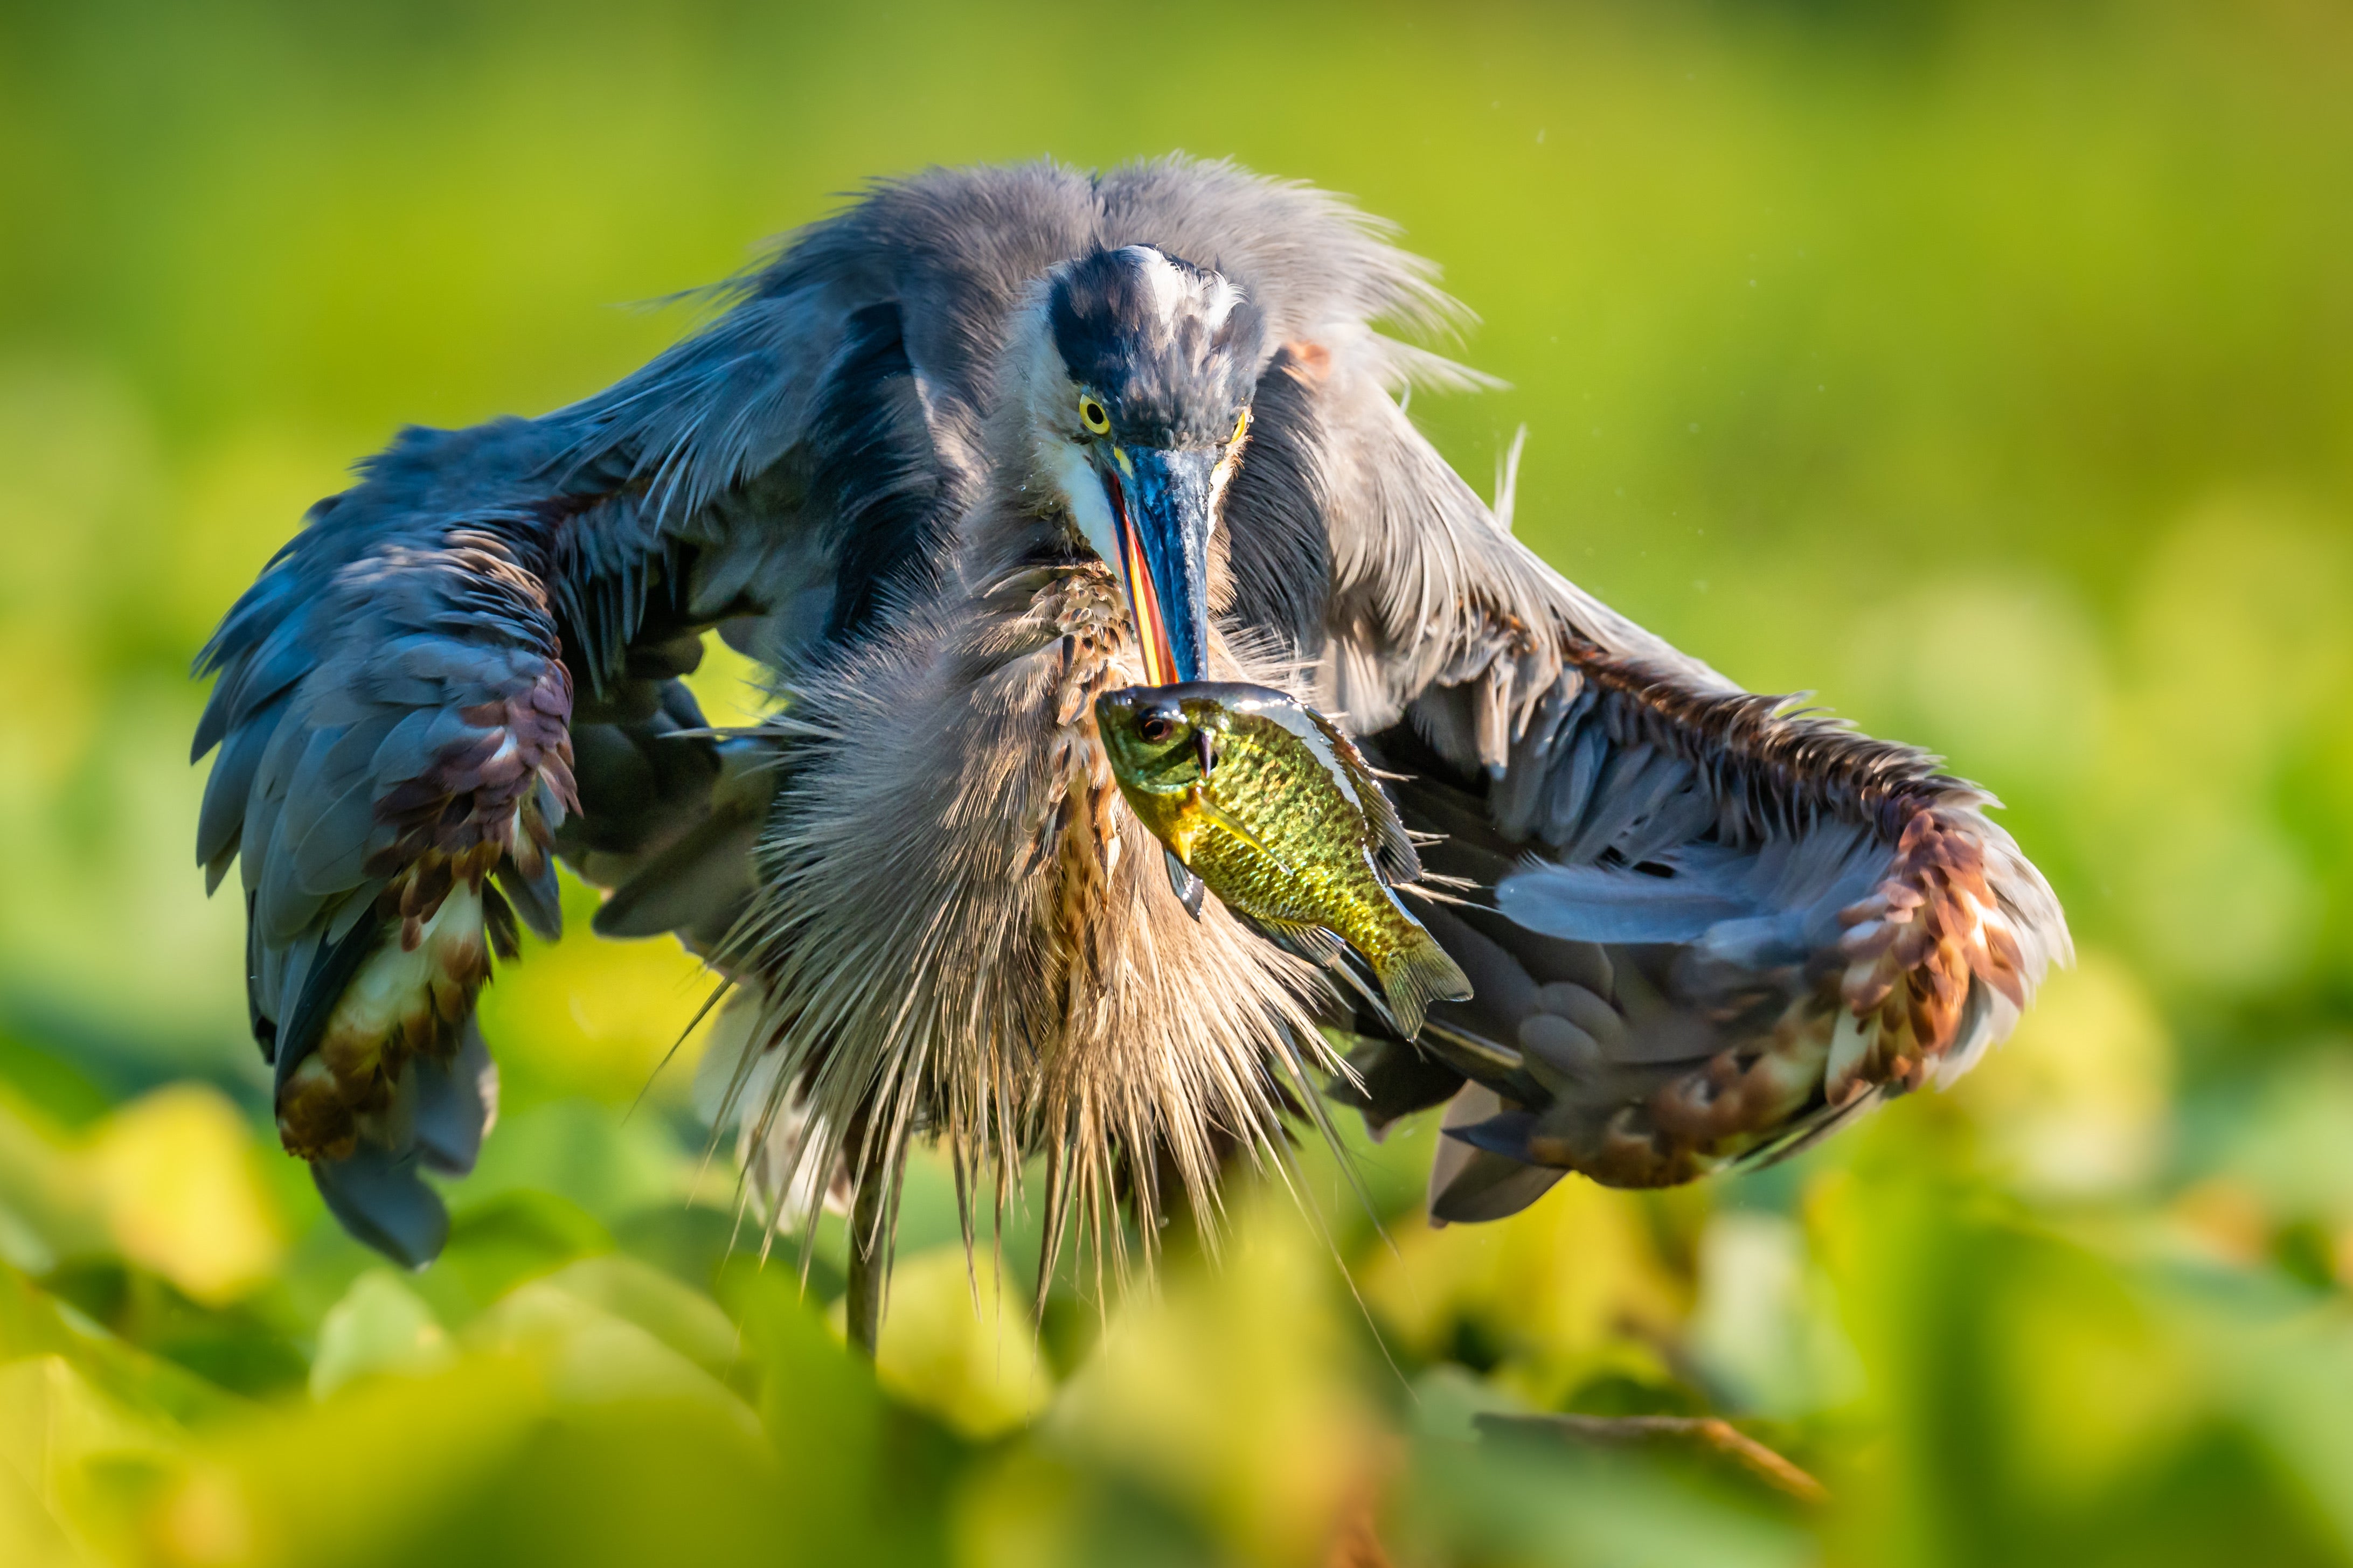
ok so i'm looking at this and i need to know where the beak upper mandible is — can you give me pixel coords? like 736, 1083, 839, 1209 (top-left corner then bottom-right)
1103, 445, 1219, 687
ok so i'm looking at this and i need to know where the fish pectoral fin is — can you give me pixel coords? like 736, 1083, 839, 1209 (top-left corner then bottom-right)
1189, 788, 1291, 871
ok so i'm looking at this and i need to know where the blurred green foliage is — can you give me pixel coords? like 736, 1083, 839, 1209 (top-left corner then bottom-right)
3, 1, 2351, 1563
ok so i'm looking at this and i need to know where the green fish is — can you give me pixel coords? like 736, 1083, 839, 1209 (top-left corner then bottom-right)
1095, 681, 1473, 1037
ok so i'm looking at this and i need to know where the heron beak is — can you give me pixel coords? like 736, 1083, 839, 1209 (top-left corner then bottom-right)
1101, 446, 1218, 686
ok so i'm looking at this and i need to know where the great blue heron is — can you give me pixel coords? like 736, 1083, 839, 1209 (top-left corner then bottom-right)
192, 158, 2068, 1348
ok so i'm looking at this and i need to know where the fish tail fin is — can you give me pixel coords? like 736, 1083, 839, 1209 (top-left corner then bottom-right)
1372, 921, 1474, 1039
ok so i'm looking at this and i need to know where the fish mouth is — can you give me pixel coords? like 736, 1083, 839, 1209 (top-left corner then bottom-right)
1099, 445, 1217, 687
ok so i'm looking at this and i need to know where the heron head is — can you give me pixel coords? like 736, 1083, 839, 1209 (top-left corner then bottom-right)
1032, 245, 1263, 686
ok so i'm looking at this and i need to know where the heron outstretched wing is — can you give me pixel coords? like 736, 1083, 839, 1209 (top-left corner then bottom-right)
191, 418, 754, 1260
189, 239, 952, 1257
1253, 340, 2071, 1221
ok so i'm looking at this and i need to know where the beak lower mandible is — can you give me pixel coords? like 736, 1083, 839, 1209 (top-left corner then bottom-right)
1104, 445, 1219, 687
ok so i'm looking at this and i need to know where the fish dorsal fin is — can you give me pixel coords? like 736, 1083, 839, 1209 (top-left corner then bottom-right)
1306, 709, 1422, 886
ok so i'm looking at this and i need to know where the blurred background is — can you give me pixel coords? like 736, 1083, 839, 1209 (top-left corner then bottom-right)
3, 1, 2350, 1563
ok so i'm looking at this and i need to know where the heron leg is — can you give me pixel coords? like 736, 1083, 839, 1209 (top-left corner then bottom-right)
843, 1147, 896, 1360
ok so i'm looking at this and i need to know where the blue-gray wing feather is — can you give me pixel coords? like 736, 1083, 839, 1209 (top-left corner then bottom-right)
1217, 310, 2072, 1215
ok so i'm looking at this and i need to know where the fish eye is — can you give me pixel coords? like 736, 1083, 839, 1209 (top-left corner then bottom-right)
1078, 395, 1110, 435
1139, 712, 1177, 745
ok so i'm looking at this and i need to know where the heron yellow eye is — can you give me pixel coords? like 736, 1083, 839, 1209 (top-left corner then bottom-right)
1079, 396, 1110, 435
